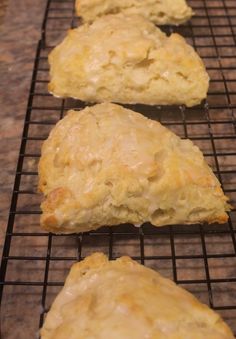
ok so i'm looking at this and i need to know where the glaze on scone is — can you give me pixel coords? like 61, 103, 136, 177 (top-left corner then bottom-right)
48, 14, 209, 107
41, 253, 234, 339
75, 0, 193, 25
38, 103, 229, 233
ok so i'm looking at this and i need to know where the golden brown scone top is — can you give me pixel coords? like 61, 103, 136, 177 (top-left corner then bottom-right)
41, 253, 234, 339
48, 14, 209, 107
38, 103, 229, 233
75, 0, 193, 25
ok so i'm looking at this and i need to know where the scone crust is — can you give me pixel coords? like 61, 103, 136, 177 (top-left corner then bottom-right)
41, 253, 234, 339
48, 14, 209, 107
38, 103, 229, 233
75, 0, 193, 25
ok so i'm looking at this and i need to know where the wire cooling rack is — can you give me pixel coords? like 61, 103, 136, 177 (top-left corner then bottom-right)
1, 0, 236, 337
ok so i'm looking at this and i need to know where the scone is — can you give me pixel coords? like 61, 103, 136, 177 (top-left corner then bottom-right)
38, 103, 229, 233
48, 14, 209, 107
75, 0, 193, 25
41, 253, 234, 339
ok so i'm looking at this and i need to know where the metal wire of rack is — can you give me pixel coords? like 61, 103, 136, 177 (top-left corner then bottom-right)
1, 0, 236, 337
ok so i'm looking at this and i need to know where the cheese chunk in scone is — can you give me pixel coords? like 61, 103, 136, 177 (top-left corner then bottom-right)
48, 14, 209, 107
38, 103, 229, 233
41, 253, 234, 339
76, 0, 193, 25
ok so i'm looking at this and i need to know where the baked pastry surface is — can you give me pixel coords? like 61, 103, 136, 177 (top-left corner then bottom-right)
48, 14, 209, 107
41, 253, 234, 339
38, 103, 229, 233
75, 0, 193, 25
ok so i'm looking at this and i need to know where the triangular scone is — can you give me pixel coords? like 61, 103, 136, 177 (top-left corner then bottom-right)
48, 14, 209, 107
41, 253, 234, 339
75, 0, 193, 25
38, 103, 229, 233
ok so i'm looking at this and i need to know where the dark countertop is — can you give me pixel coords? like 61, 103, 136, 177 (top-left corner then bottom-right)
0, 0, 47, 256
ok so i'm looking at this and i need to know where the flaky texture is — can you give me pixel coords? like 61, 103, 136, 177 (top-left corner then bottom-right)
48, 14, 209, 107
38, 103, 229, 233
75, 0, 193, 25
41, 253, 234, 339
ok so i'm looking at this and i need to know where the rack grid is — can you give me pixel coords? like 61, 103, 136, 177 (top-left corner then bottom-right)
1, 0, 236, 336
